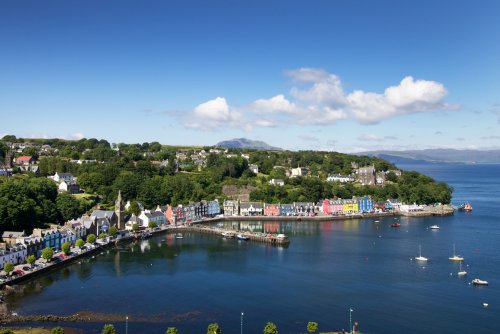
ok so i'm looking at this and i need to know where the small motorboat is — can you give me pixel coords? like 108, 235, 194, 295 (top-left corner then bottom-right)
221, 231, 234, 239
458, 203, 473, 212
175, 233, 183, 239
390, 223, 401, 228
429, 225, 440, 229
236, 234, 249, 241
472, 278, 488, 286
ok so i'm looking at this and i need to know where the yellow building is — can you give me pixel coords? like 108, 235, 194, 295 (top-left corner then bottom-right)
342, 199, 359, 214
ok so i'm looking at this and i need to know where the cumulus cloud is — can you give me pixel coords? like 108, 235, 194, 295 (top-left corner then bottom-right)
481, 135, 500, 140
357, 134, 386, 142
184, 97, 246, 130
251, 95, 296, 113
180, 68, 455, 131
297, 134, 319, 142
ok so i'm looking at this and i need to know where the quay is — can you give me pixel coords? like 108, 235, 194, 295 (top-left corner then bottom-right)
174, 225, 291, 246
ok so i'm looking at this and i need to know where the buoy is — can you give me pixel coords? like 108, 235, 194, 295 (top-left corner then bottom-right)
483, 303, 489, 308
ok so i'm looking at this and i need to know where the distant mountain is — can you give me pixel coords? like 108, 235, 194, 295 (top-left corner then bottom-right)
359, 149, 500, 164
216, 138, 282, 150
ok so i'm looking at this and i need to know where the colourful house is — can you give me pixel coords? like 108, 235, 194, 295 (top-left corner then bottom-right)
264, 203, 281, 216
342, 199, 358, 214
331, 200, 343, 215
357, 196, 374, 213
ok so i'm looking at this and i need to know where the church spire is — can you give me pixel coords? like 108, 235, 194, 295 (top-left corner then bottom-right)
115, 190, 124, 229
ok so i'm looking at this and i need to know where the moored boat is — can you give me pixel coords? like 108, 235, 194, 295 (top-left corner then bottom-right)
449, 244, 464, 261
221, 231, 235, 239
472, 278, 488, 285
458, 202, 473, 212
237, 234, 249, 241
390, 223, 401, 228
415, 245, 428, 262
175, 233, 183, 239
429, 225, 440, 229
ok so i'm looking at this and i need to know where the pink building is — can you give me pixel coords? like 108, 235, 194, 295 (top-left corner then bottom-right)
264, 204, 281, 216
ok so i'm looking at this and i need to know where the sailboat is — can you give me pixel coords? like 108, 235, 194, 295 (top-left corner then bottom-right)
415, 245, 428, 262
457, 261, 467, 276
449, 244, 464, 261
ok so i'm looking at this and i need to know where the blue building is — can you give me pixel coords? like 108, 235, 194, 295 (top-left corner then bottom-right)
357, 196, 374, 213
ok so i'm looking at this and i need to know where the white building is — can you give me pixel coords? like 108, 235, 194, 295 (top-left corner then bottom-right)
269, 178, 285, 186
0, 243, 27, 268
249, 164, 259, 174
291, 167, 308, 177
326, 174, 355, 183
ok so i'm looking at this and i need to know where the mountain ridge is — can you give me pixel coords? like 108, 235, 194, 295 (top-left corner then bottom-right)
359, 148, 500, 164
216, 138, 282, 150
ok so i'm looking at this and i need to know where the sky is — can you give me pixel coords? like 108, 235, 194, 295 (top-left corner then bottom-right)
1, 0, 500, 152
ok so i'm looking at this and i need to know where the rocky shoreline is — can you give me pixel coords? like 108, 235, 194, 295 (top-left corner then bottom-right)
0, 310, 204, 324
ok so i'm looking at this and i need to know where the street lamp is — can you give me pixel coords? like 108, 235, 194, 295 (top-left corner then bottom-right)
241, 312, 244, 334
126, 316, 128, 334
349, 308, 353, 334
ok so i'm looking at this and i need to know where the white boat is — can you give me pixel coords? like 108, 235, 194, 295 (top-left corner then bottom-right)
415, 245, 428, 262
175, 233, 183, 239
472, 278, 488, 286
429, 225, 440, 229
221, 231, 234, 239
236, 234, 249, 241
457, 261, 467, 276
449, 244, 464, 261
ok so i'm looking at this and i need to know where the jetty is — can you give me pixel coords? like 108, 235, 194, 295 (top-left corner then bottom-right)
175, 225, 290, 246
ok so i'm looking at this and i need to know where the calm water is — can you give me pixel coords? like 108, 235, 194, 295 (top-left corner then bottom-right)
4, 163, 500, 333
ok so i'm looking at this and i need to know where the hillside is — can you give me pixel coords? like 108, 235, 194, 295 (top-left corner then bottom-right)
360, 149, 500, 164
216, 138, 282, 150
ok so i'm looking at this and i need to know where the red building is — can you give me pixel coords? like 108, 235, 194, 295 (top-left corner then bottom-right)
264, 203, 281, 216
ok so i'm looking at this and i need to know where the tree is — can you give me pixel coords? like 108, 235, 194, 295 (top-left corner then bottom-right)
148, 221, 157, 229
61, 242, 71, 255
101, 324, 116, 334
51, 327, 65, 334
166, 328, 179, 334
42, 247, 54, 262
27, 254, 36, 267
132, 223, 139, 231
3, 262, 14, 274
56, 193, 85, 222
98, 232, 106, 239
108, 225, 118, 237
0, 329, 15, 334
87, 234, 96, 244
126, 201, 141, 216
76, 238, 85, 249
263, 322, 278, 334
307, 321, 318, 333
207, 323, 222, 334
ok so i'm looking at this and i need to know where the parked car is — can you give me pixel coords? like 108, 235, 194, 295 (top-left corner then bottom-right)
22, 266, 31, 271
15, 269, 24, 276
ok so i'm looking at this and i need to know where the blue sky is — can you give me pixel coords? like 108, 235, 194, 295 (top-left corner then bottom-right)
1, 0, 499, 152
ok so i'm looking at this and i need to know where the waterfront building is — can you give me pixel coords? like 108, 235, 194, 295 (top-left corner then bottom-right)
207, 200, 221, 217
264, 203, 281, 216
223, 200, 240, 216
357, 196, 374, 213
0, 243, 27, 267
59, 228, 76, 246
240, 202, 264, 216
124, 214, 143, 230
91, 210, 117, 226
331, 199, 343, 215
64, 220, 86, 240
139, 210, 167, 227
342, 199, 359, 214
1, 231, 25, 245
321, 199, 331, 214
32, 228, 62, 251
15, 236, 43, 257
294, 202, 315, 216
165, 205, 174, 224
280, 204, 294, 216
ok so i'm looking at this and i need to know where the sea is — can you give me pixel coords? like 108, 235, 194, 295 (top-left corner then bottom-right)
2, 163, 499, 334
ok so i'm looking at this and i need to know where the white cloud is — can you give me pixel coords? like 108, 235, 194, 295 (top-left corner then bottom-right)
179, 68, 456, 131
481, 135, 500, 140
357, 134, 386, 142
251, 95, 296, 113
297, 134, 319, 142
184, 97, 246, 131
